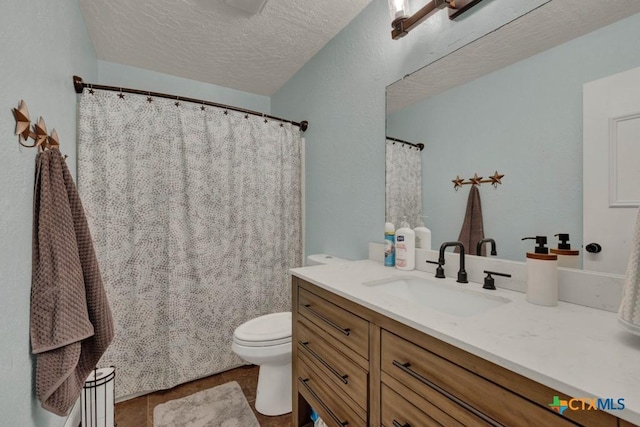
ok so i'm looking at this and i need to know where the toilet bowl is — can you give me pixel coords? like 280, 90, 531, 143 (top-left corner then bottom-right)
232, 312, 292, 416
231, 254, 349, 416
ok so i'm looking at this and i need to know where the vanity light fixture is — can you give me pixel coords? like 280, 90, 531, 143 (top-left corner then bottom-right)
389, 0, 484, 40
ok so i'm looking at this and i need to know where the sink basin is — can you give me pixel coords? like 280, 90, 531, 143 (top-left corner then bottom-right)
362, 276, 510, 317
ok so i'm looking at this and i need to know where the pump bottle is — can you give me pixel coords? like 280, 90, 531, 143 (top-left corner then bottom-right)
522, 236, 558, 306
550, 233, 580, 269
396, 219, 415, 270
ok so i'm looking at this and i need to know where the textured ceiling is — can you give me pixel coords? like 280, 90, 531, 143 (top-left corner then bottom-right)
387, 0, 640, 115
79, 0, 372, 96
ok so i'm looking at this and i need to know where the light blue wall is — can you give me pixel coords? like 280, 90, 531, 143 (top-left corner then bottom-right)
98, 61, 271, 113
0, 1, 98, 426
271, 0, 549, 260
387, 12, 640, 262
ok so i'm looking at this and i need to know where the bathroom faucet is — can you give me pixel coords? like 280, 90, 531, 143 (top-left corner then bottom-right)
476, 238, 497, 256
427, 241, 468, 283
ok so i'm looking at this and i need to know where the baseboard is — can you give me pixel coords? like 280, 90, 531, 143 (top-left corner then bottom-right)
64, 399, 81, 427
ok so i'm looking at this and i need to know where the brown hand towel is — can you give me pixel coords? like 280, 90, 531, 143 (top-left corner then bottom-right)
456, 184, 485, 256
31, 149, 114, 416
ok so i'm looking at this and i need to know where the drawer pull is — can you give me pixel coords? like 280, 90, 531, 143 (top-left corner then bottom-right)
299, 377, 349, 426
299, 341, 349, 384
392, 360, 503, 427
302, 303, 351, 336
392, 421, 410, 427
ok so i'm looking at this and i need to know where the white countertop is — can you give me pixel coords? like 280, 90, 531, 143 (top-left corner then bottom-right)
291, 259, 640, 425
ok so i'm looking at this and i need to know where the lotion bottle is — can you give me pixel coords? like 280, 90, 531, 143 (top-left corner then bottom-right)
550, 233, 580, 269
396, 219, 415, 270
414, 216, 432, 250
384, 222, 395, 267
522, 236, 558, 306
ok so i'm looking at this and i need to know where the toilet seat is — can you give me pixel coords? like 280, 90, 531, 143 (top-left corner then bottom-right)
233, 312, 291, 347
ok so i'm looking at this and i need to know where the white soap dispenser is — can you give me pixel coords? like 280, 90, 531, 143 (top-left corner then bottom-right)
550, 233, 580, 269
522, 236, 558, 306
414, 216, 432, 250
396, 218, 415, 270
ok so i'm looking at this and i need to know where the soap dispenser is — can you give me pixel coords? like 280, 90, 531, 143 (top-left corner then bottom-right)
550, 233, 580, 269
521, 236, 558, 307
396, 218, 416, 270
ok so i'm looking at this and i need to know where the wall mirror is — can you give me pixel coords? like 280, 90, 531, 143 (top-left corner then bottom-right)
385, 0, 640, 274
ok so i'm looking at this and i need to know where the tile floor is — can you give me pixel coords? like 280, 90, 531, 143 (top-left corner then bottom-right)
115, 365, 293, 427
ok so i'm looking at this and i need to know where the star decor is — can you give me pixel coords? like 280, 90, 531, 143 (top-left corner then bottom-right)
201, 105, 206, 111
175, 101, 180, 107
245, 114, 249, 119
489, 170, 505, 187
223, 110, 228, 115
452, 175, 464, 190
33, 117, 48, 150
88, 88, 95, 95
117, 92, 125, 99
470, 173, 483, 185
264, 118, 268, 123
12, 100, 32, 142
147, 96, 153, 103
47, 129, 60, 150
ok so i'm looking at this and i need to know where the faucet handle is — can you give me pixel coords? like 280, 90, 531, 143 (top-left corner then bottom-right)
482, 270, 511, 290
426, 260, 445, 278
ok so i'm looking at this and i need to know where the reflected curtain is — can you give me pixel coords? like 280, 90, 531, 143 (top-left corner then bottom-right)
385, 139, 423, 227
78, 89, 302, 397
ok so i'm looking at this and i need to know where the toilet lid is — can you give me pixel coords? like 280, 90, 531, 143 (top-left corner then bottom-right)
233, 312, 292, 347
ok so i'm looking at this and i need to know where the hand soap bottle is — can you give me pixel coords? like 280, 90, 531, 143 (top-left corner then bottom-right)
522, 236, 558, 306
396, 219, 415, 270
550, 233, 580, 269
414, 216, 432, 250
384, 222, 395, 267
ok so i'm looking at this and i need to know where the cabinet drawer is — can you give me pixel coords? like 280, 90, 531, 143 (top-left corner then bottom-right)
298, 318, 368, 410
382, 383, 449, 427
298, 355, 366, 427
381, 330, 575, 427
299, 287, 369, 360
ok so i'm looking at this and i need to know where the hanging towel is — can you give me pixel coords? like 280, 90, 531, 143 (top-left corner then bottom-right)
456, 185, 485, 256
31, 149, 114, 416
619, 208, 640, 335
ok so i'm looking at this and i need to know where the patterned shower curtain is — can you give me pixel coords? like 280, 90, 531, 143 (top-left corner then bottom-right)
78, 89, 302, 397
385, 139, 423, 228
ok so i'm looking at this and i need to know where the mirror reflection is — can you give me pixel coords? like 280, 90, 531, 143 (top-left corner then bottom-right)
385, 2, 640, 274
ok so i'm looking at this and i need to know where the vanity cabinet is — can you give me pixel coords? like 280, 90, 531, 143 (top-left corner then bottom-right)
292, 277, 633, 427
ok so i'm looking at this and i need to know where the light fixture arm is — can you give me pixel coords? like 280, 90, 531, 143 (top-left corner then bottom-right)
391, 0, 484, 40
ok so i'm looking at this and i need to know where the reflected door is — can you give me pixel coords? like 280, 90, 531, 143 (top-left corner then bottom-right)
583, 66, 640, 274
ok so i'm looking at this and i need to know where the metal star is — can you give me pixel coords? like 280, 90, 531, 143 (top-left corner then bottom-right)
244, 114, 249, 119
118, 92, 125, 99
12, 100, 31, 142
47, 129, 60, 150
452, 175, 464, 191
224, 110, 228, 115
470, 173, 483, 185
489, 171, 505, 187
147, 96, 153, 103
175, 101, 180, 107
88, 88, 94, 95
201, 105, 206, 111
33, 117, 48, 150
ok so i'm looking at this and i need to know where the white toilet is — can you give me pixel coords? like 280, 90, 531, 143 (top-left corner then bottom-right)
231, 254, 349, 416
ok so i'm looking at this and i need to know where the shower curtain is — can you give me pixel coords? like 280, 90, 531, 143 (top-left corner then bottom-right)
78, 89, 302, 397
385, 139, 423, 228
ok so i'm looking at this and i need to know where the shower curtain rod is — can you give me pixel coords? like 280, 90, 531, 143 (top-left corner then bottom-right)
72, 76, 308, 132
386, 136, 424, 151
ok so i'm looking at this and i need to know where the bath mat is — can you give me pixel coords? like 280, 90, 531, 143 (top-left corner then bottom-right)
153, 381, 260, 427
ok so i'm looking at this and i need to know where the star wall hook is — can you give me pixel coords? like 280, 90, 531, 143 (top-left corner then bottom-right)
489, 170, 505, 187
47, 129, 60, 151
470, 173, 483, 186
452, 175, 464, 191
13, 100, 33, 145
33, 117, 48, 151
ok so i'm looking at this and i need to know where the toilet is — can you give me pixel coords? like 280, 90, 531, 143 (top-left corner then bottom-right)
231, 254, 349, 416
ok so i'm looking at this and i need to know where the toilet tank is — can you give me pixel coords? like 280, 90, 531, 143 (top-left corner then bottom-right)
306, 253, 350, 266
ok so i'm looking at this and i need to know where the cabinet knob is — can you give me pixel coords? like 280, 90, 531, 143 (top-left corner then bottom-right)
585, 243, 602, 253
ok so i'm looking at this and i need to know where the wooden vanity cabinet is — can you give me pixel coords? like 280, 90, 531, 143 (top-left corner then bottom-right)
292, 277, 633, 427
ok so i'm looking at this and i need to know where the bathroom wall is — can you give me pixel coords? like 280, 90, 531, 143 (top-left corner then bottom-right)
386, 12, 640, 262
98, 61, 271, 113
271, 0, 549, 260
0, 1, 98, 426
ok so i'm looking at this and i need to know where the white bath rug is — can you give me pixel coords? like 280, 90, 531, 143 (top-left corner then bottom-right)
153, 381, 260, 427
